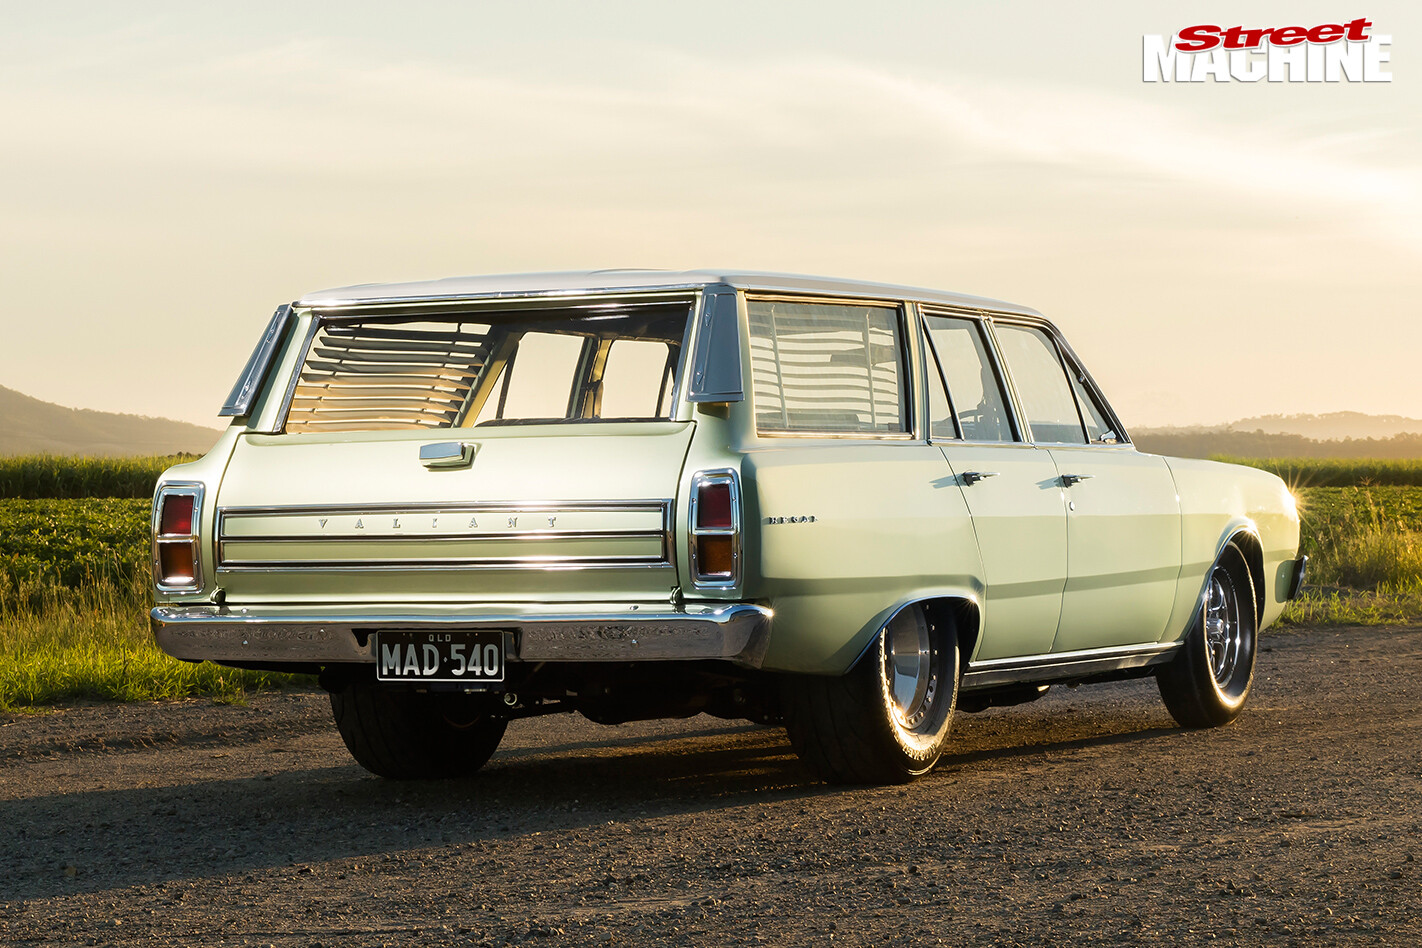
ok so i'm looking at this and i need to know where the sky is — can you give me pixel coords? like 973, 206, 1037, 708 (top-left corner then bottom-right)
0, 1, 1417, 429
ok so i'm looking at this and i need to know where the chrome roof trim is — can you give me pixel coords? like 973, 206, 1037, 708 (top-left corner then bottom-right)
296, 270, 1041, 318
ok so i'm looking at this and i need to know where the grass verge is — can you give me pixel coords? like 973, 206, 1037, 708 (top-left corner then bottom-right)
1277, 485, 1422, 627
1216, 456, 1422, 488
1, 518, 309, 711
0, 594, 300, 711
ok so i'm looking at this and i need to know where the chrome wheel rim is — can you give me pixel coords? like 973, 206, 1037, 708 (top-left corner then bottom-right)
883, 609, 938, 731
1204, 568, 1242, 686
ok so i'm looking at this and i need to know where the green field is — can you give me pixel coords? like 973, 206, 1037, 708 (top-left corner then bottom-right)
1282, 485, 1422, 626
0, 454, 190, 500
1218, 456, 1422, 488
0, 496, 303, 710
2, 460, 1421, 710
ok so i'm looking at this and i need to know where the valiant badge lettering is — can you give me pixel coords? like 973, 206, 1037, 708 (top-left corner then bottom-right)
1144, 18, 1392, 82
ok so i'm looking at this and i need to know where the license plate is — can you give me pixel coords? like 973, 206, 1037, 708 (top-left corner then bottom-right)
374, 630, 505, 683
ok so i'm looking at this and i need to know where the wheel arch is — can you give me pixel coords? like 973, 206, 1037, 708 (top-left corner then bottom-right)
844, 593, 982, 674
1220, 527, 1265, 626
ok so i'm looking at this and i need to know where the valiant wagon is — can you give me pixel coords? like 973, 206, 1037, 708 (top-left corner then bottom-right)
151, 270, 1305, 783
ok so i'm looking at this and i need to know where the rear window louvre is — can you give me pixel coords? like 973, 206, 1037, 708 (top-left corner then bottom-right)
285, 321, 491, 432
747, 299, 906, 434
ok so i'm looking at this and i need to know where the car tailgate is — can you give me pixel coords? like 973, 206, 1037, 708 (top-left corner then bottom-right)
211, 421, 694, 605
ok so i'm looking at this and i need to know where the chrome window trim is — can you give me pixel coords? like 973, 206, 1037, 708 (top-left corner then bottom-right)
1050, 329, 1132, 446
968, 312, 1131, 448
273, 315, 320, 434
302, 286, 709, 311
916, 304, 961, 442
152, 482, 206, 595
919, 307, 1025, 445
275, 293, 698, 433
688, 469, 741, 590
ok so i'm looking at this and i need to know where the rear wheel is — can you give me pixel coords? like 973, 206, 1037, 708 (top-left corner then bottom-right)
1157, 542, 1258, 728
330, 682, 507, 779
783, 606, 959, 784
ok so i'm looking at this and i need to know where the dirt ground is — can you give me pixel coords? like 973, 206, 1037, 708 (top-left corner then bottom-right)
2, 624, 1419, 947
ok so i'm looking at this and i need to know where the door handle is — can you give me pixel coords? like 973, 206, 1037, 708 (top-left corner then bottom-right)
1060, 473, 1094, 486
960, 471, 1000, 486
420, 441, 475, 469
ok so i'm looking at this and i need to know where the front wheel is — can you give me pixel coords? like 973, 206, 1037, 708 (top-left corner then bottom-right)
330, 682, 508, 779
783, 606, 959, 784
1157, 542, 1258, 728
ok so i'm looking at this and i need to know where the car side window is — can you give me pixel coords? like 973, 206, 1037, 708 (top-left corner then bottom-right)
474, 331, 584, 423
923, 315, 1015, 442
992, 324, 1087, 444
598, 339, 676, 419
747, 299, 907, 435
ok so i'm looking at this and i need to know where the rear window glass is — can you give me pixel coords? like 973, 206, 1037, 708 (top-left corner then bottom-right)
284, 304, 688, 433
747, 299, 907, 435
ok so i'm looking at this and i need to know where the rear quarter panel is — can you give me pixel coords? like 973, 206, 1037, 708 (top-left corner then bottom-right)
734, 440, 983, 675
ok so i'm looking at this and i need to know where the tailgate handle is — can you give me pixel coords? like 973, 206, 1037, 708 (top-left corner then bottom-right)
420, 441, 475, 469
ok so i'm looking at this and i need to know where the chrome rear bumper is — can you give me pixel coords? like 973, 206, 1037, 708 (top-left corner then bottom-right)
150, 602, 773, 668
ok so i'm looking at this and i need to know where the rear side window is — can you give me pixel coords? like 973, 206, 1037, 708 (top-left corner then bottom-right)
476, 332, 584, 423
598, 340, 677, 419
993, 324, 1087, 444
747, 299, 907, 435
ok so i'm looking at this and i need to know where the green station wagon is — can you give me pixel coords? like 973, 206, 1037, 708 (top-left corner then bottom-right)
151, 270, 1305, 784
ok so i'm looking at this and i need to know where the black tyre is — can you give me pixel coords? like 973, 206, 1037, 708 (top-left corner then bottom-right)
1157, 542, 1258, 728
783, 606, 959, 784
330, 682, 508, 779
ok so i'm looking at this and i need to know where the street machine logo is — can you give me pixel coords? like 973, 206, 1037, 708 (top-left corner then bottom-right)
1144, 18, 1392, 82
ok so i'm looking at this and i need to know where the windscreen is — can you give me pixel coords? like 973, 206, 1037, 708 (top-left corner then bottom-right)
284, 303, 689, 433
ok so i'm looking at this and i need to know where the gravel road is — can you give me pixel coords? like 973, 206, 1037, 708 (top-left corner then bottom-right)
2, 624, 1420, 947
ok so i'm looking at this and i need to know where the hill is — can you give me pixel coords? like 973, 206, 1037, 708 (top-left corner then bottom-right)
0, 385, 221, 456
1133, 429, 1422, 460
1133, 412, 1422, 460
1223, 412, 1422, 440
1138, 412, 1422, 442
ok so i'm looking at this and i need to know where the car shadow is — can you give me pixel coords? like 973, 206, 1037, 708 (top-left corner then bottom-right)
1, 704, 1185, 902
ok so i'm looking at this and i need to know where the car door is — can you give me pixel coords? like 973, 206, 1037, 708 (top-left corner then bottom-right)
990, 322, 1181, 653
922, 312, 1067, 661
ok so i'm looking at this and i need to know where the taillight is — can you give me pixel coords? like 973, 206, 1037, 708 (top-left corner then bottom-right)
159, 494, 194, 535
696, 481, 734, 530
690, 471, 739, 587
154, 485, 203, 591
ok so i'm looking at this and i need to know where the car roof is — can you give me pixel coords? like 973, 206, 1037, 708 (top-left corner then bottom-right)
296, 269, 1043, 318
